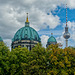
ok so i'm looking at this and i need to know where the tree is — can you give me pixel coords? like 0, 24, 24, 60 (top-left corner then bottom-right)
9, 46, 29, 75
0, 43, 75, 75
21, 43, 47, 75
46, 44, 75, 75
0, 42, 10, 75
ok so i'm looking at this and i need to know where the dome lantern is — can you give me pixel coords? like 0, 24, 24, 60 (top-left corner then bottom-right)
25, 13, 29, 27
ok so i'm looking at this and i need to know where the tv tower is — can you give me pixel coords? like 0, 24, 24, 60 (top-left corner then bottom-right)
63, 4, 70, 47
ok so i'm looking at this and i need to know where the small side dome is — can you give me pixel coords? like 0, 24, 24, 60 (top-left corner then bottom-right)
46, 33, 57, 47
48, 36, 57, 43
0, 37, 3, 42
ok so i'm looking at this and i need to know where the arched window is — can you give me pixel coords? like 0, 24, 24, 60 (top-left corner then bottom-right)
24, 34, 28, 39
25, 29, 27, 34
35, 35, 37, 40
15, 35, 18, 40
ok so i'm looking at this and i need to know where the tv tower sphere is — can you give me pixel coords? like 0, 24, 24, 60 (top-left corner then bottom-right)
63, 26, 70, 39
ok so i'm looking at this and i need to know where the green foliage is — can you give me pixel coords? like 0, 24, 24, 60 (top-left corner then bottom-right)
0, 43, 75, 75
0, 42, 10, 75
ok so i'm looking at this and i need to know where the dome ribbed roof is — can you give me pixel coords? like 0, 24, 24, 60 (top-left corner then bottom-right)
12, 26, 41, 42
48, 36, 57, 43
0, 37, 3, 42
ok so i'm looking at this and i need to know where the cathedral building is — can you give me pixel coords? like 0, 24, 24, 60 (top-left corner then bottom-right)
11, 13, 41, 50
46, 33, 57, 47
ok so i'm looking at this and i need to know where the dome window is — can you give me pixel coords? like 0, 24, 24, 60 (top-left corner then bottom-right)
15, 35, 19, 40
25, 29, 28, 34
24, 34, 28, 39
35, 35, 37, 40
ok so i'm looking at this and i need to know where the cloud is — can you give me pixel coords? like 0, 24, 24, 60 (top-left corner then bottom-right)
71, 33, 75, 41
30, 10, 60, 31
0, 0, 75, 48
0, 0, 61, 40
67, 0, 75, 9
56, 36, 65, 44
67, 21, 75, 31
67, 21, 75, 41
4, 39, 12, 50
40, 35, 49, 48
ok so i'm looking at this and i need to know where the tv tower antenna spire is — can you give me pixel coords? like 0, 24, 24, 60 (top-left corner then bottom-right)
66, 4, 67, 26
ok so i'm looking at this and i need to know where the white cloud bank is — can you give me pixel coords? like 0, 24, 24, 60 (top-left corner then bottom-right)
67, 21, 75, 41
0, 0, 75, 48
41, 35, 49, 48
4, 39, 12, 50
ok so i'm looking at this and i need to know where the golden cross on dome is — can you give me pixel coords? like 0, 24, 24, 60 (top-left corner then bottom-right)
26, 13, 29, 22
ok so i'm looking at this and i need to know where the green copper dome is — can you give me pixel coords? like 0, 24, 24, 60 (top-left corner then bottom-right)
0, 37, 3, 42
12, 26, 41, 42
12, 13, 41, 43
48, 35, 57, 43
46, 33, 57, 47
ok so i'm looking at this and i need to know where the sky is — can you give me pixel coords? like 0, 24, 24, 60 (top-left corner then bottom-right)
0, 0, 75, 49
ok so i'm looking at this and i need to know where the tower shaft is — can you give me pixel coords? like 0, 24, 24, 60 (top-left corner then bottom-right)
66, 39, 68, 47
